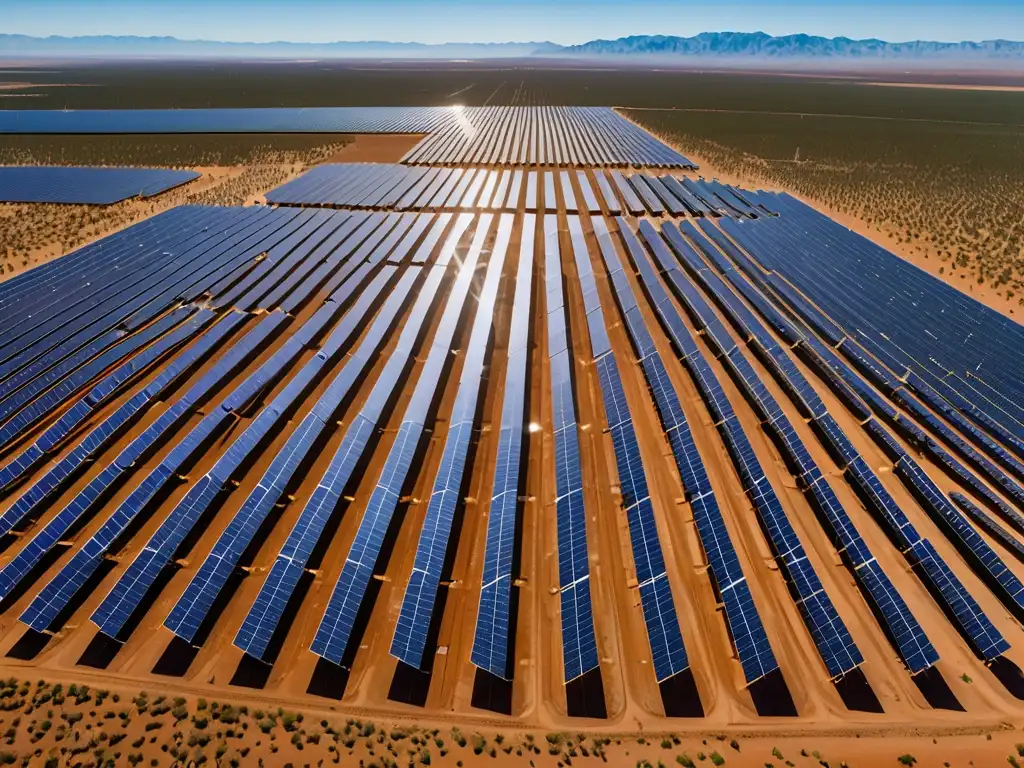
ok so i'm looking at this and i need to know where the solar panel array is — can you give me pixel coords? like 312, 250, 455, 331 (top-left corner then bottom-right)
266, 165, 771, 222
401, 107, 695, 167
569, 216, 689, 683
309, 215, 496, 666
645, 222, 873, 679
0, 166, 200, 205
681, 217, 1013, 663
0, 106, 456, 135
2, 102, 1023, 723
723, 194, 1024, 463
0, 106, 691, 168
613, 220, 780, 685
470, 215, 535, 680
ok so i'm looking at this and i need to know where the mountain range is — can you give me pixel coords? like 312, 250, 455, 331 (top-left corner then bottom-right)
561, 32, 1024, 59
2, 31, 1023, 60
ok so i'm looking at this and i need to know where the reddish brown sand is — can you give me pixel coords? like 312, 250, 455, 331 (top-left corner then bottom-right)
322, 133, 427, 164
663, 144, 1022, 322
863, 81, 1024, 92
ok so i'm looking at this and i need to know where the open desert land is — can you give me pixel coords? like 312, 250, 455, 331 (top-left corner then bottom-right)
3, 59, 1022, 307
0, 62, 1022, 768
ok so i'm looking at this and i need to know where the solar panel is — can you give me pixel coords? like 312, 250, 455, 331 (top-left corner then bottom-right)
594, 172, 622, 215
390, 214, 513, 670
575, 171, 602, 214
856, 559, 939, 673
611, 171, 645, 215
470, 214, 536, 680
538, 214, 600, 682
163, 267, 425, 644
627, 174, 666, 216
951, 493, 1024, 563
896, 458, 1024, 616
0, 166, 200, 205
906, 538, 1010, 660
88, 269, 394, 638
233, 217, 485, 662
311, 216, 495, 667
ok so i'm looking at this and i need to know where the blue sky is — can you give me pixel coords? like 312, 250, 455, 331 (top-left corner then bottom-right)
2, 0, 1021, 45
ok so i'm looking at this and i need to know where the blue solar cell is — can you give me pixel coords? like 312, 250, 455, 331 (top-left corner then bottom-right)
238, 218, 487, 663
391, 215, 513, 670
856, 559, 939, 673
896, 458, 1024, 617
560, 580, 600, 682
951, 493, 1024, 563
0, 166, 200, 205
812, 413, 860, 468
161, 271, 420, 644
908, 538, 1009, 660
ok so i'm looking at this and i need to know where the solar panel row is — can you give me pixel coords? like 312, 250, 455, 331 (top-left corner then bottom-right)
543, 214, 600, 684
650, 222, 866, 679
0, 311, 244, 544
895, 459, 1024, 623
89, 266, 399, 640
390, 214, 515, 671
470, 215, 536, 680
613, 219, 779, 685
231, 214, 478, 661
0, 166, 200, 205
0, 305, 205, 471
269, 165, 523, 212
0, 311, 280, 607
164, 262, 429, 644
683, 219, 1011, 664
402, 107, 695, 168
950, 493, 1024, 564
568, 216, 689, 683
311, 215, 497, 667
0, 106, 457, 135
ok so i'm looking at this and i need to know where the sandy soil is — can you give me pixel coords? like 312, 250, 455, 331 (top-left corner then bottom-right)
321, 133, 428, 165
0, 675, 1021, 768
863, 81, 1024, 92
653, 144, 1023, 323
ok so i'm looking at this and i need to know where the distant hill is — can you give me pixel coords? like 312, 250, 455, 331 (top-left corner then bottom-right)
0, 34, 559, 59
2, 31, 1023, 61
556, 31, 1024, 60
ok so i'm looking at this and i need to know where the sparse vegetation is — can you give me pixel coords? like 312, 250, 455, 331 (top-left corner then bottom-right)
0, 134, 346, 279
628, 104, 1024, 302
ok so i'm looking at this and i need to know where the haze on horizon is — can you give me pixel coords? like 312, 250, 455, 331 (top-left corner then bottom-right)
2, 0, 1022, 46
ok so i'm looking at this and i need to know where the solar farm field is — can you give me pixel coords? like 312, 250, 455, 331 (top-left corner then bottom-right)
0, 92, 1024, 767
0, 134, 350, 281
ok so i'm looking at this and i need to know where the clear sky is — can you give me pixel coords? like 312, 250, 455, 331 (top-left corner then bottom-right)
2, 0, 1021, 46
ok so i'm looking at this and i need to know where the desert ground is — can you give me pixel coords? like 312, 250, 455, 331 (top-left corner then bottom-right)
0, 61, 1022, 768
